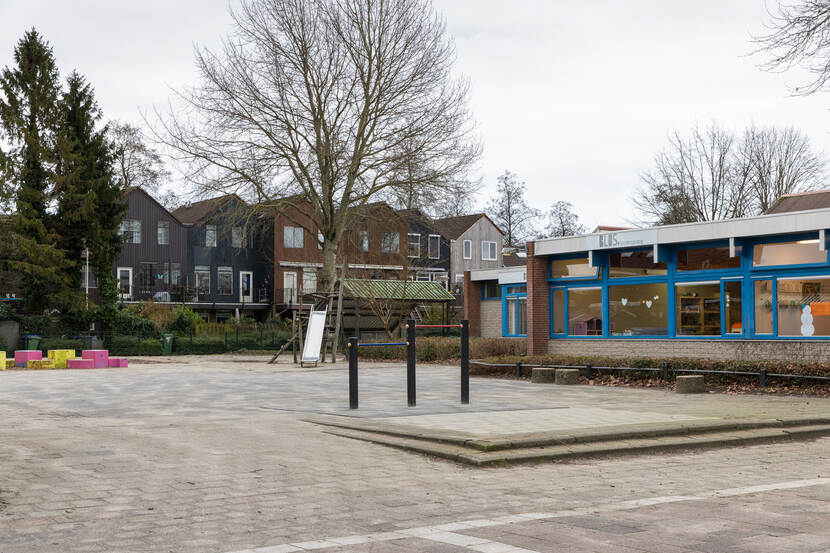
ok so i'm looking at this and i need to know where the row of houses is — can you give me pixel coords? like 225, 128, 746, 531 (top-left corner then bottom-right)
61, 187, 508, 323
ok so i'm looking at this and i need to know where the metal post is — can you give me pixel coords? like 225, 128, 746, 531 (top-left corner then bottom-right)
515, 361, 522, 379
461, 319, 470, 404
406, 319, 416, 407
661, 361, 669, 380
348, 337, 358, 409
759, 368, 767, 388
585, 362, 592, 380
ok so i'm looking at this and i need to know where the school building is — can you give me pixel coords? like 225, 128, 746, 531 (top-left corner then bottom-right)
464, 198, 830, 362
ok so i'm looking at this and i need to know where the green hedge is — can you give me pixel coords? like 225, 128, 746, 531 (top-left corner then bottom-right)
174, 335, 227, 354
108, 336, 163, 356
357, 337, 525, 363
39, 337, 84, 352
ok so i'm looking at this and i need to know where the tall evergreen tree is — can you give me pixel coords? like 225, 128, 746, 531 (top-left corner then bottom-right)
0, 29, 72, 312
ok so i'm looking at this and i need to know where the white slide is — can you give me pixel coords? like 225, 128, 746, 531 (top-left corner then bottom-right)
301, 309, 327, 366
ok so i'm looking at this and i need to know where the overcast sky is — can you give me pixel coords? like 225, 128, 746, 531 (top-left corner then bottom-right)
3, 0, 829, 228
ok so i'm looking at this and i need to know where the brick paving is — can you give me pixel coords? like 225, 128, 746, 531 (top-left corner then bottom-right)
1, 356, 829, 552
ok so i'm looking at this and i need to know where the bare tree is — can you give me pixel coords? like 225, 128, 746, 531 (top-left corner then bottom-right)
151, 0, 480, 291
741, 124, 826, 212
634, 123, 750, 225
110, 121, 169, 192
486, 170, 540, 247
754, 1, 830, 95
544, 201, 586, 238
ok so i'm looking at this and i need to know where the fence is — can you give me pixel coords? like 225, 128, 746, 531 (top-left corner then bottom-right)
470, 360, 830, 388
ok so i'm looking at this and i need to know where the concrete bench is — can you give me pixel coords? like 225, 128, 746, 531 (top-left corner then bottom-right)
676, 375, 706, 394
530, 367, 556, 383
555, 368, 581, 385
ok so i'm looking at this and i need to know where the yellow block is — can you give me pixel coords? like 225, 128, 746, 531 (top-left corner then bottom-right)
48, 349, 75, 369
30, 360, 55, 370
4, 359, 11, 370
0, 351, 5, 370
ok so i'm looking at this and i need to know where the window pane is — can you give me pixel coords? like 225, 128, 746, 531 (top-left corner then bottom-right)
609, 283, 668, 335
217, 267, 232, 295
507, 297, 517, 334
483, 281, 500, 298
482, 241, 497, 261
118, 269, 131, 294
609, 250, 666, 278
677, 246, 739, 271
551, 258, 599, 279
232, 227, 243, 248
518, 297, 527, 335
139, 262, 155, 289
777, 278, 830, 336
754, 280, 773, 334
506, 286, 526, 294
195, 265, 210, 295
157, 221, 169, 245
753, 240, 825, 266
205, 225, 217, 247
382, 232, 399, 253
407, 234, 420, 257
302, 270, 317, 293
463, 240, 472, 259
567, 288, 602, 336
359, 230, 368, 252
428, 235, 440, 259
553, 289, 565, 334
284, 226, 303, 248
163, 263, 181, 286
724, 281, 742, 334
676, 282, 721, 336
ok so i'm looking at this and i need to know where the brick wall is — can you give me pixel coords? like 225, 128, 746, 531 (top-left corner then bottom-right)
547, 338, 830, 362
480, 301, 502, 338
526, 242, 549, 355
463, 271, 482, 336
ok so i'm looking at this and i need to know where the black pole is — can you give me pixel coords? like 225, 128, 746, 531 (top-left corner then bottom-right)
585, 362, 592, 380
515, 361, 522, 379
461, 319, 469, 404
759, 368, 767, 388
348, 337, 358, 409
661, 361, 669, 380
406, 318, 416, 407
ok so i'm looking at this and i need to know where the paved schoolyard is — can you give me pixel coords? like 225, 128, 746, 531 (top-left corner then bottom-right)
1, 356, 830, 552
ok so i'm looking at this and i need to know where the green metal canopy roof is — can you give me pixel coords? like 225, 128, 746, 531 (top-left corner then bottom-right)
342, 279, 456, 302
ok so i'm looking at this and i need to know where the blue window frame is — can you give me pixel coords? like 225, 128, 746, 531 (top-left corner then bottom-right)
481, 280, 501, 300
502, 284, 527, 337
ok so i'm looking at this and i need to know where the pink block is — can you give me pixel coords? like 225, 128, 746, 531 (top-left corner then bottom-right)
67, 359, 95, 369
14, 350, 42, 367
107, 358, 128, 368
82, 349, 109, 368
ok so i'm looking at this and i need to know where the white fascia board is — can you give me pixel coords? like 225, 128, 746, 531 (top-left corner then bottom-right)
498, 269, 526, 284
470, 268, 502, 281
533, 208, 830, 257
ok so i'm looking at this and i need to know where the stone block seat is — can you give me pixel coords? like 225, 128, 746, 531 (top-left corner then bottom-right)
107, 358, 128, 368
676, 375, 706, 394
47, 349, 76, 369
82, 350, 109, 368
14, 350, 42, 368
67, 358, 95, 369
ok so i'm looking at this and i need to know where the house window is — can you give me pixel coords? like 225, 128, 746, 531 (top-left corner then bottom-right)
318, 231, 324, 250
195, 265, 211, 295
777, 277, 830, 336
80, 266, 97, 289
505, 288, 527, 336
119, 219, 141, 244
609, 283, 668, 336
550, 258, 599, 279
217, 266, 233, 295
163, 263, 181, 286
157, 221, 169, 245
677, 245, 740, 271
552, 289, 565, 334
568, 287, 602, 335
359, 230, 369, 252
117, 267, 132, 298
609, 249, 667, 278
752, 239, 826, 267
407, 233, 420, 257
428, 234, 440, 259
284, 226, 304, 248
455, 273, 464, 283
482, 281, 501, 299
755, 279, 774, 334
381, 232, 399, 253
302, 270, 317, 293
481, 241, 497, 261
676, 282, 721, 336
725, 281, 742, 334
205, 225, 217, 248
232, 227, 243, 248
138, 262, 155, 290
463, 239, 472, 259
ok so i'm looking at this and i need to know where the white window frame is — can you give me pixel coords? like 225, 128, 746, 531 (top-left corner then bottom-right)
302, 269, 318, 294
195, 265, 211, 296
239, 270, 253, 302
463, 239, 472, 260
407, 233, 420, 258
284, 226, 304, 249
205, 225, 217, 248
117, 267, 132, 299
428, 234, 441, 259
216, 266, 233, 296
157, 221, 169, 245
359, 230, 369, 252
382, 232, 400, 253
120, 219, 141, 244
482, 240, 497, 261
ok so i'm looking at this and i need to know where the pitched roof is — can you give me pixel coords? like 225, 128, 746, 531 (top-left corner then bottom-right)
765, 189, 830, 214
342, 279, 455, 302
397, 208, 440, 232
125, 187, 185, 224
172, 195, 241, 224
433, 213, 504, 239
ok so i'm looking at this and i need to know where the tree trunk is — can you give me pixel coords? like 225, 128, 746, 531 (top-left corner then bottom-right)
321, 238, 339, 294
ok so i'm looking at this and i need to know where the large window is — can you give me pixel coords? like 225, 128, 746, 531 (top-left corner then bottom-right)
463, 240, 472, 259
608, 283, 668, 336
284, 226, 304, 248
407, 233, 420, 257
609, 249, 666, 278
428, 235, 440, 259
163, 263, 181, 286
138, 262, 155, 290
381, 232, 399, 253
676, 282, 721, 336
482, 241, 497, 261
568, 287, 602, 336
777, 278, 830, 337
120, 219, 141, 244
677, 245, 739, 271
506, 296, 527, 336
195, 265, 211, 295
117, 267, 132, 298
205, 225, 217, 248
157, 221, 169, 245
552, 289, 565, 334
754, 280, 773, 334
753, 239, 826, 267
217, 267, 233, 295
302, 269, 317, 294
551, 257, 599, 279
232, 227, 243, 248
724, 281, 742, 335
